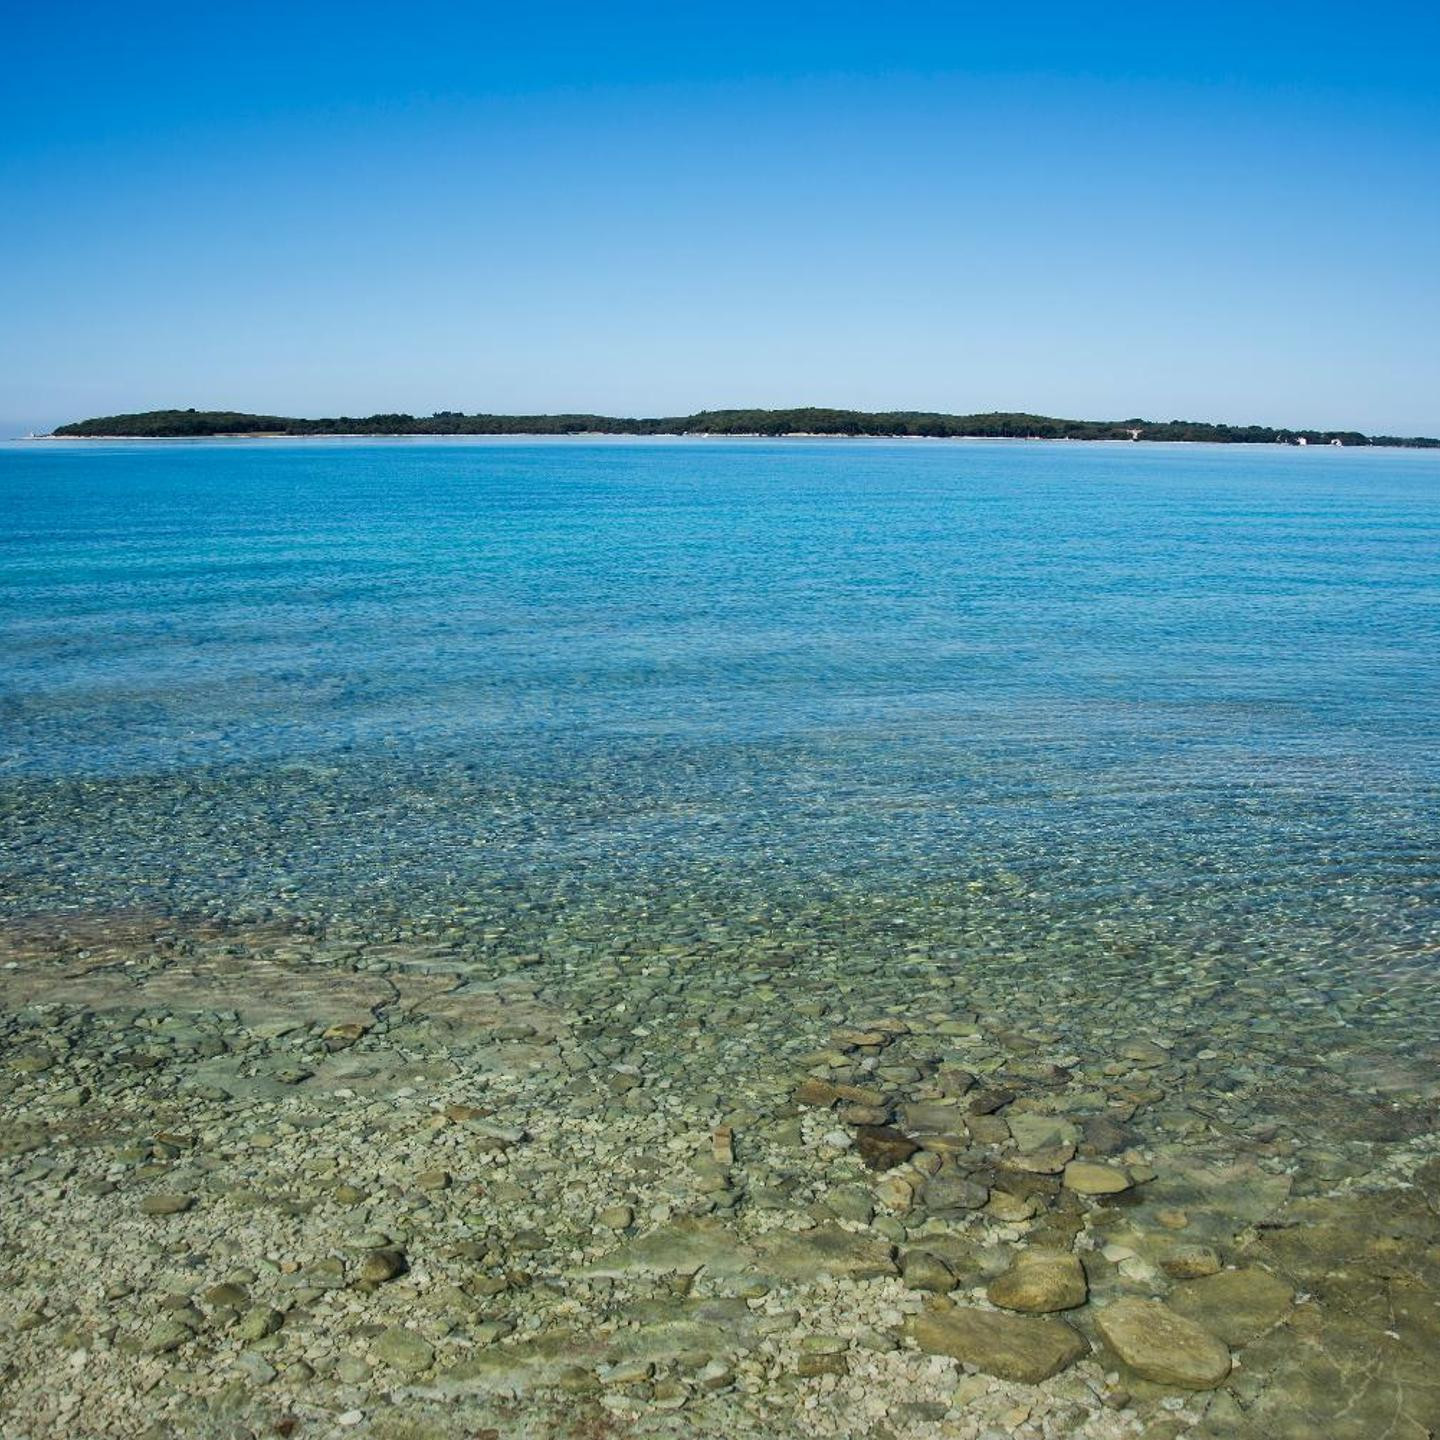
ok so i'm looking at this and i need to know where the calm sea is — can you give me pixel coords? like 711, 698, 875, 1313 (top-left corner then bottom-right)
2, 436, 1437, 1018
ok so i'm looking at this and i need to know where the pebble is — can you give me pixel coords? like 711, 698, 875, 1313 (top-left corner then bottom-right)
234, 1352, 277, 1384
794, 1352, 848, 1377
203, 1283, 250, 1309
599, 1359, 653, 1385
357, 1248, 408, 1284
712, 1126, 735, 1164
1160, 1244, 1221, 1279
986, 1189, 1039, 1221
1061, 1161, 1132, 1195
138, 1193, 194, 1216
874, 1174, 914, 1210
144, 1318, 194, 1354
825, 1185, 874, 1223
921, 1169, 989, 1213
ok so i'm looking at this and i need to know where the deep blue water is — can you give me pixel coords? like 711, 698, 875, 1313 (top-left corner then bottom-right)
1, 437, 1438, 1006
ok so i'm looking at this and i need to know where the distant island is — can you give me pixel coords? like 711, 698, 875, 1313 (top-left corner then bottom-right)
48, 407, 1440, 447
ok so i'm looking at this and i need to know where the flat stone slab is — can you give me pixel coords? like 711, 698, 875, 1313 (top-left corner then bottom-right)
582, 1219, 730, 1277
1095, 1297, 1232, 1390
428, 1331, 589, 1395
1006, 1113, 1080, 1153
0, 919, 564, 1056
1168, 1266, 1295, 1346
755, 1224, 896, 1280
421, 1300, 764, 1396
1223, 1185, 1440, 1439
907, 1306, 1088, 1383
922, 1170, 990, 1214
584, 1219, 894, 1283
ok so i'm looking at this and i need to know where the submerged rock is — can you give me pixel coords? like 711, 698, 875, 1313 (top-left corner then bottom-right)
1006, 1114, 1080, 1153
236, 1306, 283, 1342
1062, 1161, 1132, 1195
921, 1169, 990, 1215
1160, 1244, 1222, 1279
1095, 1297, 1231, 1389
755, 1225, 896, 1281
853, 1124, 920, 1171
1168, 1266, 1295, 1345
139, 1192, 194, 1216
901, 1249, 957, 1293
374, 1326, 436, 1373
907, 1306, 1088, 1383
356, 1247, 407, 1285
986, 1250, 1088, 1313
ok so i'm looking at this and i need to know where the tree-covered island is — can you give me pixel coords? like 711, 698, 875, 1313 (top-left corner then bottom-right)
48, 407, 1440, 447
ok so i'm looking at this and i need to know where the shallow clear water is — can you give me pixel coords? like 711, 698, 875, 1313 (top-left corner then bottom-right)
1, 437, 1438, 1012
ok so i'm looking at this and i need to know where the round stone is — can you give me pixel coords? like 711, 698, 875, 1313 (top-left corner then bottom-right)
987, 1250, 1088, 1313
1062, 1161, 1132, 1195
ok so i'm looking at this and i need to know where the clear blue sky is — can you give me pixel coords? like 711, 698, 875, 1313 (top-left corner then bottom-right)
3, 1, 1438, 435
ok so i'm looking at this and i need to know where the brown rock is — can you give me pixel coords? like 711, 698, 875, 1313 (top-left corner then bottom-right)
1062, 1161, 1132, 1195
921, 1168, 990, 1214
838, 1104, 890, 1125
831, 1028, 889, 1049
986, 1189, 1040, 1221
908, 1307, 1087, 1383
936, 1066, 976, 1096
1095, 1298, 1231, 1390
1160, 1244, 1221, 1279
854, 1125, 920, 1172
794, 1352, 849, 1377
1001, 1142, 1075, 1175
1081, 1115, 1140, 1155
969, 1088, 1017, 1115
987, 1250, 1088, 1313
444, 1103, 486, 1123
793, 1078, 888, 1110
322, 1021, 370, 1051
901, 1250, 957, 1293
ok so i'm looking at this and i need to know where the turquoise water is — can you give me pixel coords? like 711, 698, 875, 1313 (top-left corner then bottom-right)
2, 436, 1438, 1004
6, 436, 1440, 1440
